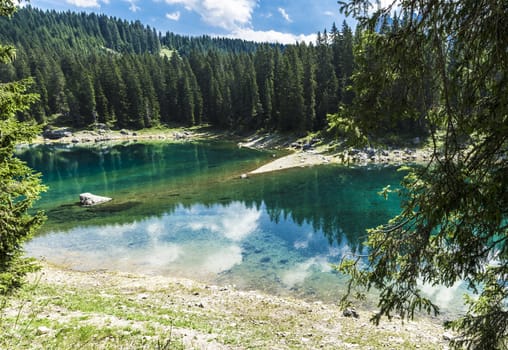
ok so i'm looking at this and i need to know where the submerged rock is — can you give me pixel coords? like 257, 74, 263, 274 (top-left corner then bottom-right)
80, 193, 112, 206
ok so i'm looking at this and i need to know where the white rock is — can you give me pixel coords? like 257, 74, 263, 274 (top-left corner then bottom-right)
79, 193, 112, 206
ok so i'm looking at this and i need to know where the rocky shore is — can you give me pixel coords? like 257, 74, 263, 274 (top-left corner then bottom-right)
34, 126, 433, 174
37, 125, 204, 145
1, 262, 450, 349
239, 132, 433, 174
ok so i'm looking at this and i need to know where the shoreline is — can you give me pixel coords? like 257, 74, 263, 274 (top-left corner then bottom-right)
1, 261, 449, 349
30, 126, 433, 175
238, 132, 433, 174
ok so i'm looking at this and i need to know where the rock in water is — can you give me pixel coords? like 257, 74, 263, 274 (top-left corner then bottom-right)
80, 193, 112, 206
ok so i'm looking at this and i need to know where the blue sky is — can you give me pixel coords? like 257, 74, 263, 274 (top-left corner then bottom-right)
21, 0, 354, 44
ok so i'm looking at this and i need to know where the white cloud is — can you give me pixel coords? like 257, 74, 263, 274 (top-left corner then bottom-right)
165, 0, 256, 31
127, 0, 140, 12
281, 256, 331, 288
277, 7, 292, 23
166, 11, 181, 21
369, 0, 402, 14
187, 202, 261, 242
324, 10, 335, 17
418, 279, 466, 312
201, 245, 243, 273
220, 203, 261, 241
228, 28, 316, 45
379, 0, 399, 7
161, 0, 317, 45
66, 0, 100, 7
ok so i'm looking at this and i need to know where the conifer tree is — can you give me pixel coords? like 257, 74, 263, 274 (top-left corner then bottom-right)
315, 34, 339, 129
254, 44, 274, 129
0, 0, 45, 295
340, 21, 354, 105
337, 1, 508, 348
300, 43, 317, 131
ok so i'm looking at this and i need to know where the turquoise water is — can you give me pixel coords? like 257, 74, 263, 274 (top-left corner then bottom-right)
19, 142, 466, 313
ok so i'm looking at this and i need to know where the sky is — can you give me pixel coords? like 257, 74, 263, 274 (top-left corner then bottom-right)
20, 0, 355, 44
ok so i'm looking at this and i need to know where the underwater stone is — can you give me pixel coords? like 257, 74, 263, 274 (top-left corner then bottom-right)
80, 193, 112, 206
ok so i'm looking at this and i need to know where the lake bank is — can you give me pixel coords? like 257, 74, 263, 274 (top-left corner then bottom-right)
1, 261, 449, 349
31, 126, 433, 175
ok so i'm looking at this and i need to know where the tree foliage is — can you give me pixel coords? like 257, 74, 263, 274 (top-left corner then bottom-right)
0, 0, 45, 295
336, 1, 508, 348
0, 7, 360, 134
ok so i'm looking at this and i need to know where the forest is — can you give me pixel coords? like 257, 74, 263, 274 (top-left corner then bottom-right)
1, 2, 506, 348
0, 7, 425, 137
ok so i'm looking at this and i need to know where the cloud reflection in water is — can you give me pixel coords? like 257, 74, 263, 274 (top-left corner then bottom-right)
186, 202, 261, 241
281, 256, 333, 288
27, 202, 261, 278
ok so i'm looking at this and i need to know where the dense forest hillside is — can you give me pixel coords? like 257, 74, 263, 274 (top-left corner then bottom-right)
0, 7, 425, 136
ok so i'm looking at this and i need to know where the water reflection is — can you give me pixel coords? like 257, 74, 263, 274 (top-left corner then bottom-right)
19, 143, 403, 252
20, 143, 467, 313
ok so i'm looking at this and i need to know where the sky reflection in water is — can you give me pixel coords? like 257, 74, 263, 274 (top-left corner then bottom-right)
20, 143, 469, 315
27, 201, 342, 288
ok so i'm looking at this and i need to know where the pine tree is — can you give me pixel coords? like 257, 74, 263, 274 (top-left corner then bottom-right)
315, 32, 339, 129
46, 58, 67, 116
0, 0, 46, 295
277, 46, 304, 131
254, 44, 274, 129
121, 56, 144, 128
340, 21, 354, 105
300, 43, 317, 131
337, 1, 508, 347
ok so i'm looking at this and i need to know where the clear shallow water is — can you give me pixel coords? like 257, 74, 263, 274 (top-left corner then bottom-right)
19, 142, 467, 315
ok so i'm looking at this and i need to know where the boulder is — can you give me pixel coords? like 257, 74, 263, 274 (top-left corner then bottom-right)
43, 127, 72, 140
365, 147, 376, 157
80, 193, 112, 206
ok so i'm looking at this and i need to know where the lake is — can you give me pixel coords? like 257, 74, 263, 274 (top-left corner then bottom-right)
18, 141, 466, 314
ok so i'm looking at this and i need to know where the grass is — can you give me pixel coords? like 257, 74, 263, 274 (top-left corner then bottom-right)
0, 264, 447, 349
0, 279, 189, 349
